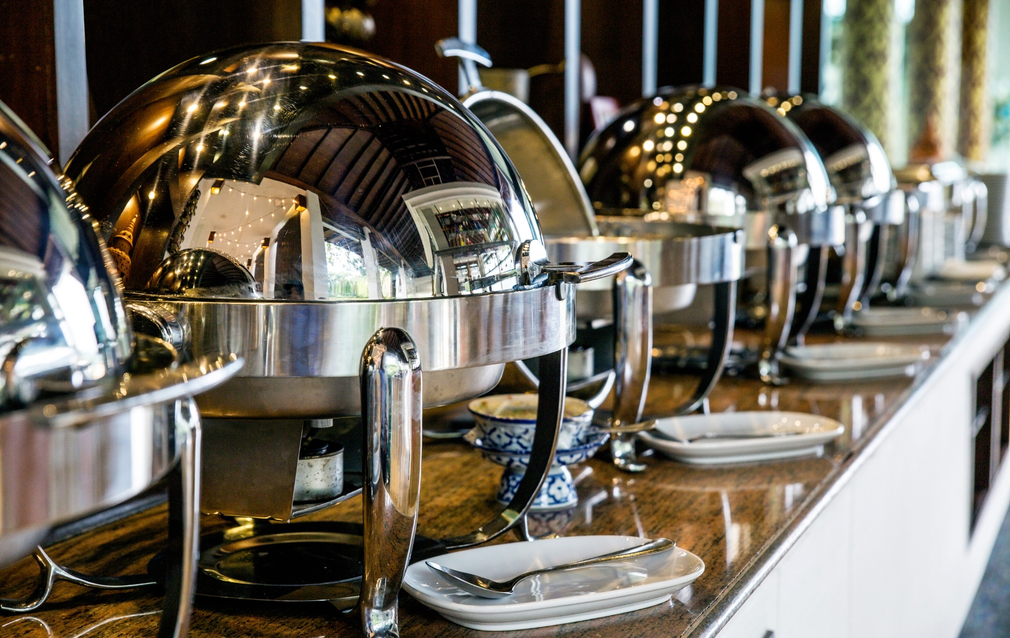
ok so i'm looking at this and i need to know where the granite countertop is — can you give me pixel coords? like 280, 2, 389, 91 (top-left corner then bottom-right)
0, 307, 968, 637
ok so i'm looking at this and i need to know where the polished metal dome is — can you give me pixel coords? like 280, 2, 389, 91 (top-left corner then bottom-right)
579, 85, 832, 229
0, 102, 132, 407
763, 92, 899, 221
65, 42, 547, 301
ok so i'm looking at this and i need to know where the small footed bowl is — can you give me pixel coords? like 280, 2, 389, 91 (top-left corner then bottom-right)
468, 394, 594, 453
467, 431, 609, 511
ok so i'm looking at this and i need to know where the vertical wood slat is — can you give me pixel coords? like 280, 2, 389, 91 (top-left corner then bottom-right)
0, 0, 60, 161
800, 0, 823, 94
716, 0, 755, 90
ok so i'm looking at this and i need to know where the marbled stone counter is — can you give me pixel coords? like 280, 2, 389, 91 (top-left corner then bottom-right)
0, 310, 967, 637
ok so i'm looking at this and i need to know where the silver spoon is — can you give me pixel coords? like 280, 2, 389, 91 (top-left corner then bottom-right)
425, 537, 675, 598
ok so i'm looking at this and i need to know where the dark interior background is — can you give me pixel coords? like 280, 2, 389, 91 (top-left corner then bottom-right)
1, 0, 821, 164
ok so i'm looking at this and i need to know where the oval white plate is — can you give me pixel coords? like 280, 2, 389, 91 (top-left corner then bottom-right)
638, 411, 844, 465
782, 342, 929, 369
850, 307, 966, 336
403, 535, 703, 631
780, 343, 929, 381
937, 258, 1006, 282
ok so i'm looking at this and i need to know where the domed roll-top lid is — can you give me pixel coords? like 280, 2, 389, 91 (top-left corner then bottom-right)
65, 43, 547, 302
762, 93, 895, 208
0, 101, 132, 407
579, 85, 832, 226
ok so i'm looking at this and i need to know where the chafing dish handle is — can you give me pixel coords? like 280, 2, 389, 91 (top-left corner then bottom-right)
790, 245, 828, 343
893, 192, 921, 299
759, 226, 798, 385
431, 347, 567, 551
542, 252, 634, 284
435, 37, 492, 92
966, 178, 988, 253
672, 280, 737, 416
610, 260, 652, 473
358, 329, 422, 638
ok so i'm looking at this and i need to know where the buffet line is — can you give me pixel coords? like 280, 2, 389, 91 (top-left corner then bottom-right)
0, 39, 1004, 638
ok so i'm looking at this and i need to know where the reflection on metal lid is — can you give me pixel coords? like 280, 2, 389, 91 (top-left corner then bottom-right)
65, 43, 547, 302
580, 85, 831, 221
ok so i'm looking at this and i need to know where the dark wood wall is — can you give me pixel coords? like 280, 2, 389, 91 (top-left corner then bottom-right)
0, 0, 59, 155
1, 0, 823, 163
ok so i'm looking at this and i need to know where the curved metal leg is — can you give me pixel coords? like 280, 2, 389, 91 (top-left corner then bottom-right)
157, 397, 202, 638
759, 226, 798, 385
835, 218, 873, 328
0, 546, 156, 613
789, 245, 828, 344
610, 260, 652, 473
894, 197, 921, 300
358, 329, 422, 638
672, 280, 737, 416
439, 347, 567, 550
859, 224, 884, 307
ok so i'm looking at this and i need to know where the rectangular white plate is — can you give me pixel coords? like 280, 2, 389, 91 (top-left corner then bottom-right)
403, 536, 704, 631
638, 411, 844, 465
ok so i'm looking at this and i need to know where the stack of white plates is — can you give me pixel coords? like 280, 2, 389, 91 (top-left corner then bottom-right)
404, 536, 704, 630
849, 307, 967, 336
637, 412, 844, 464
780, 342, 931, 382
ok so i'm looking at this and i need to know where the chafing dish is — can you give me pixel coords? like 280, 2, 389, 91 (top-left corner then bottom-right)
436, 40, 745, 472
0, 101, 242, 637
580, 86, 843, 383
763, 92, 903, 327
893, 161, 987, 296
63, 42, 628, 637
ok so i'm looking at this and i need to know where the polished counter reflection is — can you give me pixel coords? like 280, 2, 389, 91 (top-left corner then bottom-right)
0, 328, 945, 637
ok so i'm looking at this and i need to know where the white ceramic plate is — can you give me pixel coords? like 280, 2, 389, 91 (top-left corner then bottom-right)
638, 411, 844, 465
906, 282, 987, 307
849, 307, 967, 336
936, 258, 1006, 282
404, 536, 704, 631
780, 342, 929, 381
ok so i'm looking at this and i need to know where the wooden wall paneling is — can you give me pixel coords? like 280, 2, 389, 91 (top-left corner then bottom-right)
583, 0, 643, 106
655, 0, 706, 90
762, 0, 791, 93
366, 0, 458, 94
716, 0, 755, 91
799, 0, 822, 94
83, 0, 301, 121
0, 0, 58, 157
475, 0, 567, 143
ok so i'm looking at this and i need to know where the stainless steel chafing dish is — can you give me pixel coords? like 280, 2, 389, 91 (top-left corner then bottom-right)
435, 40, 745, 472
892, 161, 988, 295
0, 102, 241, 637
580, 86, 843, 383
763, 92, 903, 327
63, 42, 628, 637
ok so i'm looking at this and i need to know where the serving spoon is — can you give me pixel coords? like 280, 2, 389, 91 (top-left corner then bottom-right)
425, 537, 675, 598
659, 430, 804, 444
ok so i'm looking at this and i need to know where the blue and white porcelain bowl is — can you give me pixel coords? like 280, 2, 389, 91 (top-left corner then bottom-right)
468, 394, 595, 453
467, 430, 610, 511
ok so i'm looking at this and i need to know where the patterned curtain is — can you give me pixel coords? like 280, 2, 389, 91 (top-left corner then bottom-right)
958, 0, 989, 162
842, 0, 893, 154
907, 0, 953, 162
